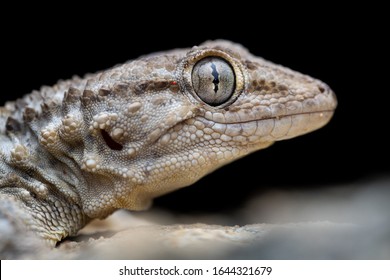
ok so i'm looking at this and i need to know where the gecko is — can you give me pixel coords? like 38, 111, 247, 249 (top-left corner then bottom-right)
0, 40, 337, 246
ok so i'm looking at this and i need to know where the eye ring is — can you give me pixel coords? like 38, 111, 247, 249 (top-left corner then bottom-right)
177, 48, 245, 108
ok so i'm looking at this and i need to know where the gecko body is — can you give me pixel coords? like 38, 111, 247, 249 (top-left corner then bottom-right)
0, 40, 337, 244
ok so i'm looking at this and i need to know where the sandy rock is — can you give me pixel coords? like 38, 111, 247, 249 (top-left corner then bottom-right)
2, 177, 390, 259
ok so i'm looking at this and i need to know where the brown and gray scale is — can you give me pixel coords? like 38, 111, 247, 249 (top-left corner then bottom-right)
0, 40, 337, 244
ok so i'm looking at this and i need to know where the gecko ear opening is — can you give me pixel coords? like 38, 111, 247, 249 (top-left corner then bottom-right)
100, 129, 123, 151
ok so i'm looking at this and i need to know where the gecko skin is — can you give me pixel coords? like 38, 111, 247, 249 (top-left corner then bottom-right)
0, 40, 337, 244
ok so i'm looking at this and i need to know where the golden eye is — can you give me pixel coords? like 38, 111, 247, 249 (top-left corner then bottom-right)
191, 57, 235, 106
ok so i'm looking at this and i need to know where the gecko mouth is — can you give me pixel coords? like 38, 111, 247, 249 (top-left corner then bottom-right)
186, 108, 335, 144
190, 86, 338, 142
154, 87, 337, 145
151, 107, 336, 147
218, 109, 336, 125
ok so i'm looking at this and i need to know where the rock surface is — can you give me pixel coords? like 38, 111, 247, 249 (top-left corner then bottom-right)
2, 177, 390, 259
63, 220, 358, 259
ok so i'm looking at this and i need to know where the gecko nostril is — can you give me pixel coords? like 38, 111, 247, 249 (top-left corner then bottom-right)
100, 129, 123, 151
318, 86, 325, 93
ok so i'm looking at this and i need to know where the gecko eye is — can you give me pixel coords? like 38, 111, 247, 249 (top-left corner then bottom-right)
191, 57, 235, 106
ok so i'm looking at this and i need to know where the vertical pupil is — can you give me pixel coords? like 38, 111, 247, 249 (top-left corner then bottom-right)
210, 63, 219, 93
191, 56, 235, 106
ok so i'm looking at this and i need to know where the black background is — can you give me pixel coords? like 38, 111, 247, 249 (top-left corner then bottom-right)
1, 7, 387, 214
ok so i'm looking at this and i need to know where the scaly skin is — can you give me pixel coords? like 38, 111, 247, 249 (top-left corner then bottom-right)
0, 40, 337, 244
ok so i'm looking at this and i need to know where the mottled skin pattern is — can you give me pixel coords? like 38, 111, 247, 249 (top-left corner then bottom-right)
0, 40, 337, 245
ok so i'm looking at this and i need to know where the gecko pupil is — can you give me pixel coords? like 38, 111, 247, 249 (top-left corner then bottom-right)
210, 63, 220, 93
191, 57, 235, 106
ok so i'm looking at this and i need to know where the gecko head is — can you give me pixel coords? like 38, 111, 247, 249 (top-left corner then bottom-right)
57, 41, 336, 217
178, 40, 337, 143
